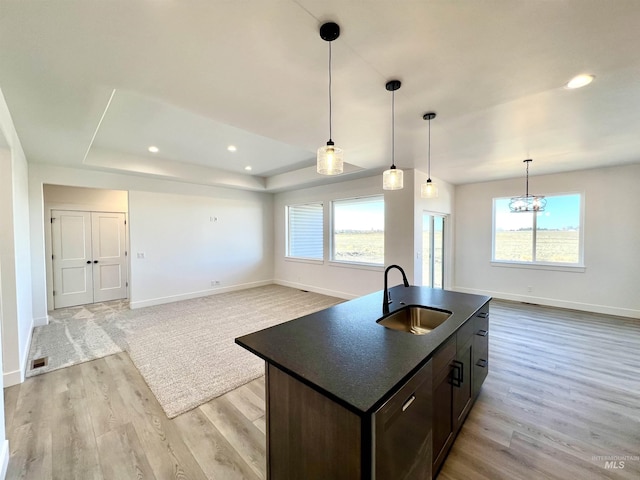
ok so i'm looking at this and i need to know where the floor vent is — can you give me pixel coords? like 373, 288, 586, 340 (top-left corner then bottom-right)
31, 357, 48, 369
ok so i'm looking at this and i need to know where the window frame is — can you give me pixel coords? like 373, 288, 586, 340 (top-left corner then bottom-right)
330, 195, 385, 267
491, 192, 585, 269
285, 202, 325, 263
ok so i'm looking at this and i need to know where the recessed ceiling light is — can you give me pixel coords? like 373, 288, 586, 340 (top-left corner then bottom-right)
227, 145, 237, 152
566, 74, 595, 89
148, 146, 159, 153
245, 166, 252, 171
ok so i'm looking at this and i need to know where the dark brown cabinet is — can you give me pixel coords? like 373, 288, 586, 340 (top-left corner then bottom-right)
267, 360, 434, 480
255, 299, 490, 480
472, 308, 489, 399
374, 359, 433, 480
432, 302, 490, 476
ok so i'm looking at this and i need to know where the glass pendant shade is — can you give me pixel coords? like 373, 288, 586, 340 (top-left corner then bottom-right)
421, 178, 438, 198
317, 22, 343, 176
383, 166, 403, 190
383, 80, 403, 190
317, 141, 344, 175
421, 112, 438, 198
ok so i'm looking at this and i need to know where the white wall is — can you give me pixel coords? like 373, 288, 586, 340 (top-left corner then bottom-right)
454, 163, 640, 318
29, 164, 274, 315
129, 189, 273, 308
0, 87, 34, 388
273, 171, 456, 299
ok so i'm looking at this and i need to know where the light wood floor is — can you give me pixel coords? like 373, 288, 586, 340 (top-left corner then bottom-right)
4, 300, 640, 479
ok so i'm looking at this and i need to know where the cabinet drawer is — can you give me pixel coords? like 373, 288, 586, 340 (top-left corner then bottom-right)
474, 336, 488, 365
474, 311, 489, 337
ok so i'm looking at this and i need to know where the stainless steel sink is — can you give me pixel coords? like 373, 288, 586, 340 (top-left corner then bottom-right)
377, 306, 452, 335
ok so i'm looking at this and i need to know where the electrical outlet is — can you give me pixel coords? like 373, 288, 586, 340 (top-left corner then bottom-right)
137, 252, 145, 259
211, 280, 221, 287
527, 286, 533, 293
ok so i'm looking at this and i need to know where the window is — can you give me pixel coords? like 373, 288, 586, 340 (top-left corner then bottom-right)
493, 193, 582, 265
286, 203, 323, 260
332, 196, 384, 265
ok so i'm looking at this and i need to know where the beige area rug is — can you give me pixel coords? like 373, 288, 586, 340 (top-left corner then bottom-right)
27, 285, 342, 418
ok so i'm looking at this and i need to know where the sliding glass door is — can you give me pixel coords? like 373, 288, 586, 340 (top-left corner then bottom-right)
422, 213, 446, 288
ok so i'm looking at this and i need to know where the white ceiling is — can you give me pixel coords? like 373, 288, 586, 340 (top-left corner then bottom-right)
1, 1, 639, 192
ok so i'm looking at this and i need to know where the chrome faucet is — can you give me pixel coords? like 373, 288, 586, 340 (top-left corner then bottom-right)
383, 264, 410, 315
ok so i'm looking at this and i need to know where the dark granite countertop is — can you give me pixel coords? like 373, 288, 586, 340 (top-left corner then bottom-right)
236, 286, 491, 415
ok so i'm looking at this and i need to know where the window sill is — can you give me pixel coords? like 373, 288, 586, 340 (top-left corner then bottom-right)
328, 261, 385, 272
491, 261, 585, 273
284, 257, 324, 266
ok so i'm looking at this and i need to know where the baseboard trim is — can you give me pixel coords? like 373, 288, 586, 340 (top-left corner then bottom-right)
129, 280, 274, 309
5, 316, 36, 387
0, 439, 8, 480
273, 279, 356, 300
453, 286, 640, 319
32, 315, 49, 327
3, 368, 22, 388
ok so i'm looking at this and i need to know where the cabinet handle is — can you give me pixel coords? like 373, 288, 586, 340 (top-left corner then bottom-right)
477, 312, 489, 318
402, 395, 416, 412
476, 329, 488, 337
451, 360, 463, 387
86, 260, 91, 264
476, 359, 487, 368
93, 260, 99, 264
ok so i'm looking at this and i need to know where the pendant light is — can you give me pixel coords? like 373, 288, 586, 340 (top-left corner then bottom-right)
383, 80, 403, 190
509, 159, 546, 212
420, 112, 438, 198
317, 22, 343, 176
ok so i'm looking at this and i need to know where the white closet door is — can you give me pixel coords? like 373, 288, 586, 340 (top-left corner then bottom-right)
91, 212, 127, 303
52, 210, 94, 308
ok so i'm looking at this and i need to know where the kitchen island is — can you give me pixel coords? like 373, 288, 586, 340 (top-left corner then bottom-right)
236, 286, 491, 479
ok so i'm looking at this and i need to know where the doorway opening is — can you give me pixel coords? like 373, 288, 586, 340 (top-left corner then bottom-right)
422, 213, 446, 288
44, 185, 129, 309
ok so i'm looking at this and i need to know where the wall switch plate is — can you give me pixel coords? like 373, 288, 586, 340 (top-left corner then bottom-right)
137, 252, 145, 259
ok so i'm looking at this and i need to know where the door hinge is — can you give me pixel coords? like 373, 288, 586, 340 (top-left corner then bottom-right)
53, 290, 56, 296
124, 219, 127, 225
126, 282, 129, 287
52, 254, 54, 260
51, 218, 55, 223
125, 251, 128, 256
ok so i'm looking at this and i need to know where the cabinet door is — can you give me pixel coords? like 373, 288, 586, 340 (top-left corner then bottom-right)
452, 335, 473, 432
431, 363, 454, 474
431, 335, 456, 474
375, 360, 433, 480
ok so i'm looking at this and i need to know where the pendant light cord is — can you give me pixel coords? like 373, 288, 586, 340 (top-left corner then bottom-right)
328, 41, 333, 142
391, 89, 395, 167
525, 160, 530, 197
427, 117, 431, 178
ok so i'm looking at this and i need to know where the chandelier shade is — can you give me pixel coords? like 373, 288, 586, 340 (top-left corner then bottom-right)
509, 159, 546, 212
